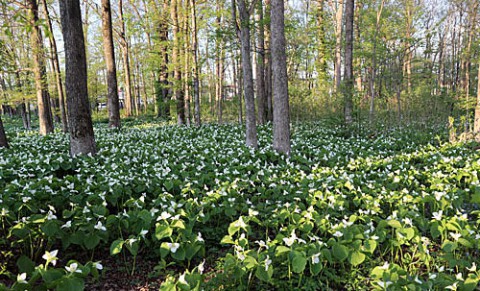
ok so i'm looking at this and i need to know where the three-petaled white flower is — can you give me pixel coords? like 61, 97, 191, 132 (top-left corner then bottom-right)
17, 273, 27, 284
42, 250, 59, 266
467, 262, 477, 272
166, 242, 180, 253
94, 221, 106, 231
432, 210, 443, 221
264, 255, 272, 271
61, 221, 72, 229
311, 253, 320, 264
65, 262, 82, 273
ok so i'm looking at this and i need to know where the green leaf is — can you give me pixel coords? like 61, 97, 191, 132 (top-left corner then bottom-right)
349, 251, 366, 266
16, 255, 35, 274
291, 251, 307, 274
171, 247, 185, 261
155, 224, 173, 241
364, 239, 377, 254
387, 220, 402, 229
275, 246, 290, 257
41, 221, 60, 237
441, 240, 457, 253
220, 235, 235, 245
255, 265, 273, 282
332, 243, 349, 262
458, 238, 473, 248
110, 239, 124, 255
56, 277, 85, 291
84, 234, 101, 250
430, 222, 442, 238
463, 276, 479, 291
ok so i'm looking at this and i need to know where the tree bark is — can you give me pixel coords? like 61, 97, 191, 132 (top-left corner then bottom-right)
216, 0, 224, 124
256, 1, 267, 125
368, 0, 385, 120
60, 0, 97, 156
119, 0, 134, 116
475, 61, 480, 133
271, 0, 290, 154
41, 0, 68, 133
156, 0, 171, 119
171, 0, 185, 125
27, 0, 54, 136
101, 0, 121, 128
333, 0, 344, 94
191, 0, 201, 126
0, 115, 8, 148
316, 0, 327, 79
264, 0, 273, 121
343, 0, 354, 124
237, 0, 258, 148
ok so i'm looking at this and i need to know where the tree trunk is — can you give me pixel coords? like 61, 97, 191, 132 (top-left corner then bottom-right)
60, 0, 97, 156
333, 0, 344, 94
119, 0, 134, 117
264, 0, 273, 121
191, 0, 201, 126
343, 0, 354, 124
157, 0, 170, 119
271, 0, 290, 154
237, 0, 258, 148
475, 62, 480, 133
369, 0, 385, 120
171, 0, 185, 125
41, 0, 68, 133
316, 0, 327, 79
27, 0, 54, 136
101, 0, 121, 128
256, 1, 267, 125
0, 115, 8, 148
216, 0, 224, 124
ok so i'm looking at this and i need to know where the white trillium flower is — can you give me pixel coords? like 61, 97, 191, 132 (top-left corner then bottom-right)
432, 210, 443, 221
17, 273, 27, 284
94, 221, 107, 231
380, 261, 390, 270
65, 262, 82, 273
234, 216, 247, 228
311, 253, 320, 264
198, 260, 205, 274
449, 232, 461, 241
333, 231, 343, 238
467, 262, 477, 272
445, 282, 458, 290
94, 261, 103, 270
139, 229, 148, 238
455, 272, 464, 281
196, 232, 204, 242
167, 242, 180, 253
61, 221, 72, 229
178, 273, 188, 285
264, 255, 272, 271
377, 281, 393, 288
42, 250, 59, 266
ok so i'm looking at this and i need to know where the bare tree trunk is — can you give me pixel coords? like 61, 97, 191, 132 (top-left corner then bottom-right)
256, 1, 267, 125
119, 0, 134, 116
333, 0, 344, 94
404, 0, 413, 95
41, 0, 68, 133
271, 0, 290, 154
184, 0, 191, 126
343, 0, 354, 124
27, 0, 54, 136
156, 0, 170, 119
264, 0, 273, 122
369, 0, 385, 120
101, 0, 121, 128
216, 0, 224, 124
475, 61, 480, 133
171, 0, 185, 125
237, 0, 258, 148
0, 115, 8, 148
60, 0, 97, 156
191, 0, 201, 126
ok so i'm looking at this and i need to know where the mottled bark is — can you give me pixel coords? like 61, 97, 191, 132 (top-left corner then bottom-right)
191, 0, 201, 126
41, 0, 68, 133
344, 0, 354, 124
0, 115, 8, 148
27, 0, 54, 136
171, 0, 185, 125
60, 0, 97, 156
237, 0, 258, 148
264, 0, 273, 121
271, 0, 290, 154
256, 1, 267, 125
333, 0, 344, 93
101, 0, 121, 128
119, 0, 134, 116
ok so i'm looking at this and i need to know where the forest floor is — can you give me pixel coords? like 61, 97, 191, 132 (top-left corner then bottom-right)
1, 120, 480, 290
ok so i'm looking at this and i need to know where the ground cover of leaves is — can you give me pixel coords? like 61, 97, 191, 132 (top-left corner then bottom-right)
1, 121, 480, 290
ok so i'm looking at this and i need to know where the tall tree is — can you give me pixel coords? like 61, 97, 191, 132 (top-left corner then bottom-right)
0, 115, 8, 148
332, 0, 344, 93
119, 0, 134, 116
60, 0, 97, 156
191, 0, 201, 126
271, 0, 290, 154
27, 0, 54, 136
41, 0, 68, 133
235, 0, 258, 148
368, 0, 385, 120
171, 0, 185, 124
256, 1, 267, 124
101, 0, 121, 128
343, 0, 354, 124
215, 0, 224, 124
